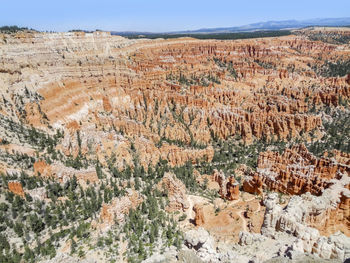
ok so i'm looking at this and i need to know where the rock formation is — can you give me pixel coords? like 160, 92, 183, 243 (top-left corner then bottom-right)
34, 160, 98, 185
26, 187, 47, 201
8, 181, 24, 197
238, 231, 267, 246
235, 189, 350, 261
225, 176, 240, 200
98, 189, 143, 231
244, 144, 350, 196
243, 174, 263, 195
193, 204, 205, 226
212, 170, 240, 200
260, 185, 350, 260
1, 30, 349, 174
213, 169, 227, 198
184, 227, 218, 262
157, 172, 189, 212
241, 144, 350, 239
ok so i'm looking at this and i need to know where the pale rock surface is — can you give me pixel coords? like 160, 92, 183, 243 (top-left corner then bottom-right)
141, 246, 178, 263
158, 172, 189, 212
26, 187, 47, 201
260, 189, 350, 261
238, 231, 267, 245
184, 227, 218, 262
97, 188, 143, 231
39, 252, 96, 263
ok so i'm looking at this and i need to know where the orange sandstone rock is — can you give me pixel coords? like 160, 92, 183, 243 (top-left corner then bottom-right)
158, 172, 189, 212
244, 144, 349, 196
305, 190, 350, 236
2, 32, 349, 172
243, 174, 263, 195
193, 204, 205, 226
33, 160, 51, 177
212, 170, 240, 200
226, 176, 240, 201
8, 181, 25, 197
34, 160, 98, 185
99, 189, 143, 231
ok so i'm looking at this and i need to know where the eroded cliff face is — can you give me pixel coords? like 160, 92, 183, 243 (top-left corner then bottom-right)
0, 29, 349, 263
1, 31, 349, 171
245, 144, 349, 196
260, 187, 350, 260
243, 144, 350, 238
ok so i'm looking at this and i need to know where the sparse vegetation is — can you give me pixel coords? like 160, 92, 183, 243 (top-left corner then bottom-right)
307, 108, 350, 156
312, 59, 350, 77
119, 30, 292, 40
0, 26, 35, 33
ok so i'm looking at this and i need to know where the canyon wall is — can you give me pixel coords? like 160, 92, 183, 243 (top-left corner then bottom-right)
1, 32, 349, 171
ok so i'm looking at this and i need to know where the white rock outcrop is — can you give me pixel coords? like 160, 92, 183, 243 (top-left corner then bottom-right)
260, 190, 350, 261
184, 228, 218, 262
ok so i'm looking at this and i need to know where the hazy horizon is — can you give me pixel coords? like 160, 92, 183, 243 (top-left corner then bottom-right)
1, 0, 350, 32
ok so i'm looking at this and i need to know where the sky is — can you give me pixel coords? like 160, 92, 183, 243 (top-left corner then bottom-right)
1, 0, 350, 32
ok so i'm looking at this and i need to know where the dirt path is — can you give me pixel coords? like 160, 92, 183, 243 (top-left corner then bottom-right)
236, 195, 262, 233
184, 194, 262, 234
256, 201, 261, 213
237, 209, 247, 232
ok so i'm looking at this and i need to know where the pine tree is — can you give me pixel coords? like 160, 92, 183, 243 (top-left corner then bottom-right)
70, 239, 77, 255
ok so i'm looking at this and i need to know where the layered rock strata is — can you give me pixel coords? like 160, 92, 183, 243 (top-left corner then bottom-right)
244, 144, 350, 196
1, 31, 349, 171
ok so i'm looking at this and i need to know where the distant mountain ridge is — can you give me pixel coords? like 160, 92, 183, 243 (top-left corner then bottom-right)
185, 17, 350, 34
114, 17, 350, 36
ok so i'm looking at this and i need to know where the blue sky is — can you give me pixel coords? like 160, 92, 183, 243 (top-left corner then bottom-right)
1, 0, 350, 32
